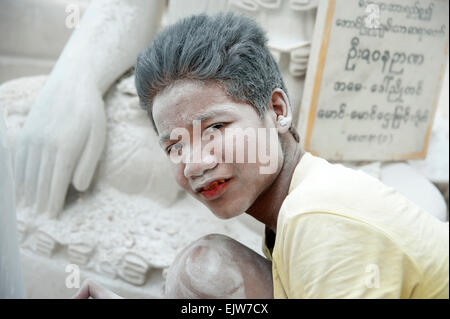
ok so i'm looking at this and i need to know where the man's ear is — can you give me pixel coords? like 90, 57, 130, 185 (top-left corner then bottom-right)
269, 88, 292, 134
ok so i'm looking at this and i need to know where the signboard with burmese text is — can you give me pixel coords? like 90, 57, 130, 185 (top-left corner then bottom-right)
299, 0, 449, 160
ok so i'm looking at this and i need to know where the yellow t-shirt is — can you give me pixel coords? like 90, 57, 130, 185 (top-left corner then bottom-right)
263, 153, 449, 298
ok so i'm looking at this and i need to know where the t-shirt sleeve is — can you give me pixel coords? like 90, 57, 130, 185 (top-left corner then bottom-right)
276, 213, 421, 298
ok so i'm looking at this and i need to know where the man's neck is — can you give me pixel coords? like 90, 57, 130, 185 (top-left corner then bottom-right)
246, 138, 304, 233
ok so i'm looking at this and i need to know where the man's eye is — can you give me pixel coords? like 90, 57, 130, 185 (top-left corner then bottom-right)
208, 123, 225, 130
203, 123, 226, 139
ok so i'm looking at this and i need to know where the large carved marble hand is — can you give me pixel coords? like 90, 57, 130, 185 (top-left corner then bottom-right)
14, 78, 106, 218
12, 0, 165, 218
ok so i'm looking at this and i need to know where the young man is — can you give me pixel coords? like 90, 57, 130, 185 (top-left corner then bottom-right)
75, 13, 448, 299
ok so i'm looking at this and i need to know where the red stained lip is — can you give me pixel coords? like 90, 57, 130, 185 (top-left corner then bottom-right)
198, 178, 233, 200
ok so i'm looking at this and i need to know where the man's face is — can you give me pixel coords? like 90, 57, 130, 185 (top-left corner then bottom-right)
152, 80, 283, 219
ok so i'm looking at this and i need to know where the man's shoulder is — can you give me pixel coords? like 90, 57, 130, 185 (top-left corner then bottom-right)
278, 154, 448, 263
282, 154, 388, 220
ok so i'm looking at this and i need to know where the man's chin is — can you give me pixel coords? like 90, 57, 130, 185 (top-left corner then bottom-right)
210, 208, 242, 220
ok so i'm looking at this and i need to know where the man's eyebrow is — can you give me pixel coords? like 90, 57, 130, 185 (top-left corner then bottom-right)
193, 108, 230, 122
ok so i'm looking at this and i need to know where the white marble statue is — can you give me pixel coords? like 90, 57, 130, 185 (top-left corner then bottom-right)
13, 0, 165, 218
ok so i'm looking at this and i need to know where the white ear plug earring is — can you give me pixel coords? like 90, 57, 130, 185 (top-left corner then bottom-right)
279, 116, 288, 127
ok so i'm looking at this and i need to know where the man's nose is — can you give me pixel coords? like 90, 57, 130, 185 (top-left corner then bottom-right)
184, 153, 218, 178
